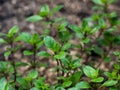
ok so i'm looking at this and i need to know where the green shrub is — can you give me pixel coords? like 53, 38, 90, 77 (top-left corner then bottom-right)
0, 0, 120, 90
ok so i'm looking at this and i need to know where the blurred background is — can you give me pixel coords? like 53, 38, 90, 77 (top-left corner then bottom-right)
0, 0, 97, 33
0, 0, 120, 33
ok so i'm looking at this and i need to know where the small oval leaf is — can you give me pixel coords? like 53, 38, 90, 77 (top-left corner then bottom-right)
91, 77, 104, 83
26, 15, 43, 22
37, 51, 51, 57
83, 65, 98, 78
75, 81, 90, 89
23, 50, 33, 56
62, 81, 72, 88
102, 80, 118, 87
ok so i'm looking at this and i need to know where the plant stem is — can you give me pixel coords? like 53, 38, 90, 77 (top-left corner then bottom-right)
59, 60, 64, 76
56, 59, 63, 83
33, 44, 37, 69
10, 42, 17, 89
56, 59, 60, 77
56, 59, 64, 83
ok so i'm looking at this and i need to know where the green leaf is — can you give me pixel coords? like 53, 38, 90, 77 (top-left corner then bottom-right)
30, 87, 39, 90
90, 26, 99, 34
17, 77, 30, 89
4, 83, 9, 90
70, 71, 82, 84
76, 33, 84, 38
83, 65, 98, 78
91, 77, 104, 83
104, 30, 115, 42
8, 25, 19, 36
23, 50, 34, 56
0, 62, 13, 74
101, 0, 107, 3
56, 87, 65, 90
69, 24, 83, 38
37, 51, 51, 57
92, 0, 104, 5
104, 72, 112, 78
27, 70, 38, 80
50, 5, 63, 15
29, 33, 40, 45
98, 18, 106, 28
110, 87, 118, 90
114, 35, 120, 45
15, 62, 28, 67
36, 41, 44, 49
0, 78, 9, 90
104, 56, 112, 62
54, 51, 66, 59
62, 81, 72, 88
44, 36, 54, 49
108, 0, 116, 4
102, 80, 118, 87
39, 5, 50, 17
75, 81, 90, 89
58, 22, 68, 31
0, 38, 6, 44
72, 59, 81, 69
68, 24, 81, 33
81, 20, 88, 28
113, 63, 120, 70
92, 13, 99, 20
26, 15, 43, 22
82, 38, 90, 43
43, 29, 50, 35
68, 87, 78, 90
108, 12, 117, 18
58, 31, 71, 41
0, 62, 9, 72
61, 42, 71, 51
34, 78, 49, 89
4, 51, 11, 57
34, 77, 45, 86
93, 46, 103, 56
113, 51, 120, 56
44, 36, 60, 52
16, 32, 32, 43
54, 17, 66, 23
